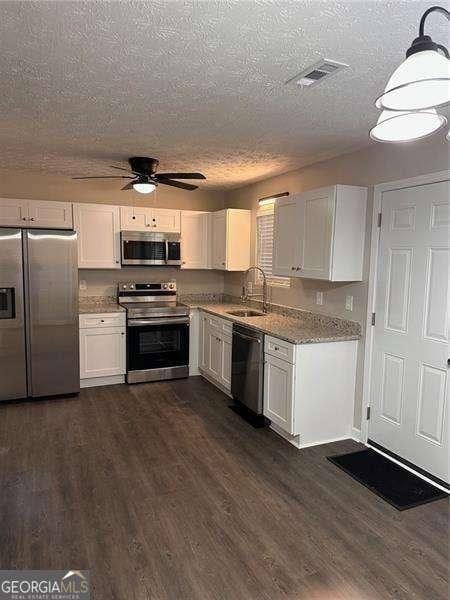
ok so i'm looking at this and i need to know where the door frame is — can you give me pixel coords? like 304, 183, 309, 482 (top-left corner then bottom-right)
360, 170, 450, 486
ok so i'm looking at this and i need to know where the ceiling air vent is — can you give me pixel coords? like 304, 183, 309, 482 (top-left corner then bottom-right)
286, 59, 349, 88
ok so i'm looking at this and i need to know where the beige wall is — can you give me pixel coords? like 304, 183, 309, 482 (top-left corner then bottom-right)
79, 268, 224, 298
224, 135, 449, 429
0, 168, 226, 211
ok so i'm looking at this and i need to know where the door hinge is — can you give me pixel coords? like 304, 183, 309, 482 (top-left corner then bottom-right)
377, 212, 382, 227
366, 406, 371, 420
371, 312, 376, 326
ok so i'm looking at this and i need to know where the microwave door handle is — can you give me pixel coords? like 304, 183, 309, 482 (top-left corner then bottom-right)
165, 239, 169, 264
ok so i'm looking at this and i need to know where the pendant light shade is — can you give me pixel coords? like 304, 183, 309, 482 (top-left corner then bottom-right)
369, 108, 447, 143
376, 50, 450, 111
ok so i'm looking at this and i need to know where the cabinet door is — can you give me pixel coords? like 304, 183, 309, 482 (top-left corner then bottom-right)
208, 330, 222, 381
273, 196, 303, 277
299, 188, 334, 279
211, 211, 227, 269
221, 335, 232, 390
120, 206, 152, 231
180, 211, 210, 269
74, 203, 121, 269
153, 209, 181, 233
28, 201, 73, 229
264, 354, 295, 434
80, 327, 126, 379
0, 198, 29, 226
199, 314, 210, 371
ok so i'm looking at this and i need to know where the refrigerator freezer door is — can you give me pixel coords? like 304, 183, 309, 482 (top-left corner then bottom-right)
25, 229, 79, 397
0, 228, 27, 400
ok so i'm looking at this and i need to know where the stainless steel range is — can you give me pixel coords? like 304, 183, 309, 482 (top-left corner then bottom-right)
118, 281, 190, 384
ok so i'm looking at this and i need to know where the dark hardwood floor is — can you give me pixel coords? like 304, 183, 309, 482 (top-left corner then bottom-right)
0, 377, 448, 599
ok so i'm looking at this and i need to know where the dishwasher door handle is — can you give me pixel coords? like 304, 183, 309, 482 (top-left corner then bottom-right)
234, 331, 261, 344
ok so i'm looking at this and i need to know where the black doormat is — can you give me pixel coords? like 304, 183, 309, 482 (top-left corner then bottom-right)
327, 449, 448, 511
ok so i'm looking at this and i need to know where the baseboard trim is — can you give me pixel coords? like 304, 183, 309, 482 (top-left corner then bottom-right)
269, 423, 353, 449
80, 375, 125, 388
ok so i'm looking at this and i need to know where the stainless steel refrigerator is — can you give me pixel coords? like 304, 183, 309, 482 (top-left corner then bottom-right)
0, 228, 79, 401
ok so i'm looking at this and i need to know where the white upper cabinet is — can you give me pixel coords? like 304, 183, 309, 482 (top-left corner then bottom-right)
73, 203, 121, 269
27, 200, 73, 229
0, 198, 73, 229
273, 185, 367, 281
0, 198, 29, 226
211, 209, 251, 271
272, 196, 302, 277
153, 208, 180, 232
120, 206, 180, 233
180, 210, 210, 269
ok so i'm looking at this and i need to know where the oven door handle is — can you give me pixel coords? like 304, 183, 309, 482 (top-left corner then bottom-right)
127, 317, 190, 327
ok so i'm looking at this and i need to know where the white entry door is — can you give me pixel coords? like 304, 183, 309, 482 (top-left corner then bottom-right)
369, 179, 449, 485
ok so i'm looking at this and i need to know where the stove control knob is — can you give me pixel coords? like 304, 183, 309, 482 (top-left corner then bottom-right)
122, 285, 127, 290
162, 283, 168, 289
169, 283, 175, 289
130, 284, 135, 289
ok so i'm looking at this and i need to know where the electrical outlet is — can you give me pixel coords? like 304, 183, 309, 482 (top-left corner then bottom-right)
345, 295, 354, 311
316, 291, 324, 306
79, 279, 87, 291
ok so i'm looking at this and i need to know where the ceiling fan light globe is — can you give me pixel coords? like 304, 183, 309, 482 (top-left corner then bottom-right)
369, 108, 447, 143
133, 182, 156, 194
376, 50, 450, 110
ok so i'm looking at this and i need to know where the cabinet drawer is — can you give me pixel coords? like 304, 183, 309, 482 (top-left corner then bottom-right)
203, 312, 232, 335
79, 313, 126, 329
265, 335, 295, 364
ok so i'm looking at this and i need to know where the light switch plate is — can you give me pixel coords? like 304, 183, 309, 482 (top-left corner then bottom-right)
316, 291, 324, 306
345, 295, 353, 311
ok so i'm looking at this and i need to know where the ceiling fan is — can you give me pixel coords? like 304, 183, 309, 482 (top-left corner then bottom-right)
72, 157, 206, 193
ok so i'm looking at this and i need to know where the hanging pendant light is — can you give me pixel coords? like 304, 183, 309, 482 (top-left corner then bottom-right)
369, 108, 447, 143
376, 6, 450, 111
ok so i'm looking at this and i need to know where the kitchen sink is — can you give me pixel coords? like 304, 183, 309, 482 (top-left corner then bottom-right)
226, 309, 266, 317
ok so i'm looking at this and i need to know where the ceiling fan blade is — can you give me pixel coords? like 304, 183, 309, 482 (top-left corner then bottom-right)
157, 172, 206, 180
72, 175, 134, 180
121, 181, 135, 191
157, 177, 198, 191
110, 165, 142, 176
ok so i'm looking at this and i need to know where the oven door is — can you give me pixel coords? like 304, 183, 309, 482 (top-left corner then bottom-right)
127, 317, 190, 373
121, 233, 167, 266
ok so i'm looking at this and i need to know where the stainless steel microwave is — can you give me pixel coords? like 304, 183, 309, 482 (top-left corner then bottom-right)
121, 231, 181, 266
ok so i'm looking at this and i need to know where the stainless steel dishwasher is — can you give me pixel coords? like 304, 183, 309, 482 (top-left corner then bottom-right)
231, 324, 267, 427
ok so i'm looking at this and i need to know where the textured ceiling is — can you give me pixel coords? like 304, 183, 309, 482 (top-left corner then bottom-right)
0, 1, 448, 189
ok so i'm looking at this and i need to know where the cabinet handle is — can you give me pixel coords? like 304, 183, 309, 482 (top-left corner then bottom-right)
100, 319, 105, 322
22, 217, 27, 221
182, 261, 186, 265
115, 260, 120, 264
121, 332, 125, 336
291, 266, 296, 270
274, 346, 279, 351
30, 217, 35, 221
132, 216, 136, 220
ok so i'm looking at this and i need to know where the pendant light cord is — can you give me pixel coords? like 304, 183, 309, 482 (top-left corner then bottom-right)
419, 6, 450, 37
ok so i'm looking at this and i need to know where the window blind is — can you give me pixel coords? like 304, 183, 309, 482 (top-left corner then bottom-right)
256, 212, 290, 287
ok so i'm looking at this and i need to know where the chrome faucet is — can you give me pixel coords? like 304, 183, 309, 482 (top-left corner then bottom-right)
241, 266, 268, 313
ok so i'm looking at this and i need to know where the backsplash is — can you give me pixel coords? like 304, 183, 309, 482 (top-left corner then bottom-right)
78, 267, 225, 297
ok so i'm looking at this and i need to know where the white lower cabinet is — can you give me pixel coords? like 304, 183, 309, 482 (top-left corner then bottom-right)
263, 335, 358, 447
198, 311, 232, 392
264, 354, 295, 433
79, 312, 126, 387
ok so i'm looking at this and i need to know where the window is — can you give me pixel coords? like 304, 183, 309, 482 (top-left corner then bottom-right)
256, 204, 290, 287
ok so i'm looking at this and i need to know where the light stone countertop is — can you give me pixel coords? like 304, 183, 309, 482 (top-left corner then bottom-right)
184, 301, 361, 345
79, 296, 125, 314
